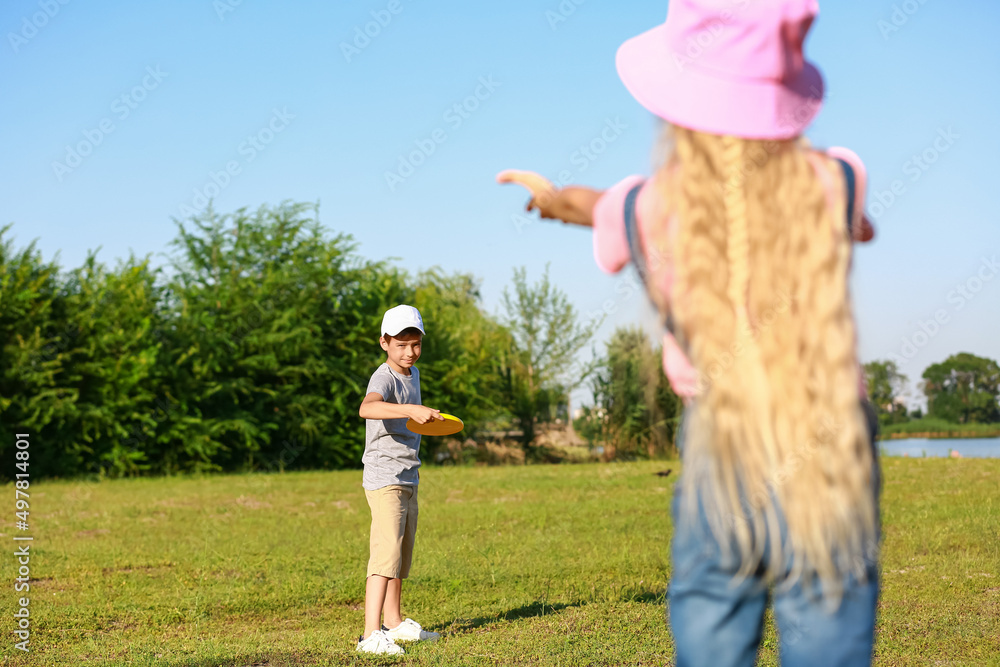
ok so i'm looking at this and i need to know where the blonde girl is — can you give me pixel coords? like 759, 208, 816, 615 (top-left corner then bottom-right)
499, 1, 880, 665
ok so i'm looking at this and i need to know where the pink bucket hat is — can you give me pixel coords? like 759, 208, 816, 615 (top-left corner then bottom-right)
616, 0, 824, 140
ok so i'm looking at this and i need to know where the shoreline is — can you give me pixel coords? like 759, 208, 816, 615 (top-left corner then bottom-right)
879, 431, 1000, 441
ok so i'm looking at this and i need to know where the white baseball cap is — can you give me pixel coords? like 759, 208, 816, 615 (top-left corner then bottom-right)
381, 304, 425, 337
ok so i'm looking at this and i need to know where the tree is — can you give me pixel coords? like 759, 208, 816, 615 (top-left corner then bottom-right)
0, 225, 77, 478
59, 252, 166, 476
412, 269, 511, 461
582, 326, 681, 459
161, 201, 412, 473
922, 353, 1000, 424
499, 266, 596, 450
863, 360, 910, 427
1, 205, 608, 478
0, 226, 166, 478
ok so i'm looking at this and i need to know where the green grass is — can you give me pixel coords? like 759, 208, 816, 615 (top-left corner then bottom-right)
881, 418, 1000, 438
5, 458, 999, 666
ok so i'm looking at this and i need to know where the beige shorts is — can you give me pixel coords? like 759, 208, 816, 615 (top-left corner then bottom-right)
364, 484, 418, 579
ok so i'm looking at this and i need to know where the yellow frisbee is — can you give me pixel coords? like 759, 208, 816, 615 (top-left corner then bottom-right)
406, 413, 464, 437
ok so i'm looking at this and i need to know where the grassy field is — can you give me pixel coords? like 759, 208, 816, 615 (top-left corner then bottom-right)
3, 457, 998, 666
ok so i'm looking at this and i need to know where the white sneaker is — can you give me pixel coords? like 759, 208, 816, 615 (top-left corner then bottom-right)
383, 618, 440, 643
356, 629, 404, 655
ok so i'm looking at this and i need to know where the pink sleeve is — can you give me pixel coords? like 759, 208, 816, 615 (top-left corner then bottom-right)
592, 175, 646, 274
826, 146, 868, 236
825, 147, 871, 241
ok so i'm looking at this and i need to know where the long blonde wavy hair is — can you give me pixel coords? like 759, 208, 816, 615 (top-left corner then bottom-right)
648, 125, 877, 602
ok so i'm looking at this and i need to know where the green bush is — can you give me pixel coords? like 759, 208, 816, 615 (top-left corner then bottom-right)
0, 204, 598, 479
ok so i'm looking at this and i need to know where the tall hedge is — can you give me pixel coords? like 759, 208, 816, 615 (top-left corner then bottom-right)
0, 203, 617, 479
0, 205, 499, 478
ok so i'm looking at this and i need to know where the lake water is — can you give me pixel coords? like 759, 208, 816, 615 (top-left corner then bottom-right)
878, 437, 1000, 459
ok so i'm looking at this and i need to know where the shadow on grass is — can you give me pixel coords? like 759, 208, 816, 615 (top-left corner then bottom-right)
159, 650, 412, 667
629, 590, 665, 605
156, 650, 327, 667
158, 647, 427, 667
439, 587, 666, 637
442, 600, 581, 635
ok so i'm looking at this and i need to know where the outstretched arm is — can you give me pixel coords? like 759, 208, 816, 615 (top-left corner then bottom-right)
359, 393, 443, 423
497, 170, 603, 227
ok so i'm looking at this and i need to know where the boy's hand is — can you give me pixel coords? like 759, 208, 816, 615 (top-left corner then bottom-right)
408, 405, 444, 424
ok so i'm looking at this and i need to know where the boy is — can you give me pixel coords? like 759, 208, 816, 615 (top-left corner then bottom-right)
355, 304, 444, 655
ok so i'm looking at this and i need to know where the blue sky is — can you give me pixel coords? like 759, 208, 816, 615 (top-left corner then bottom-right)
3, 0, 998, 408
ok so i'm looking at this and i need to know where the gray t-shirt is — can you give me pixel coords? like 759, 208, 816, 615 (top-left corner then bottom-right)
362, 363, 422, 490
